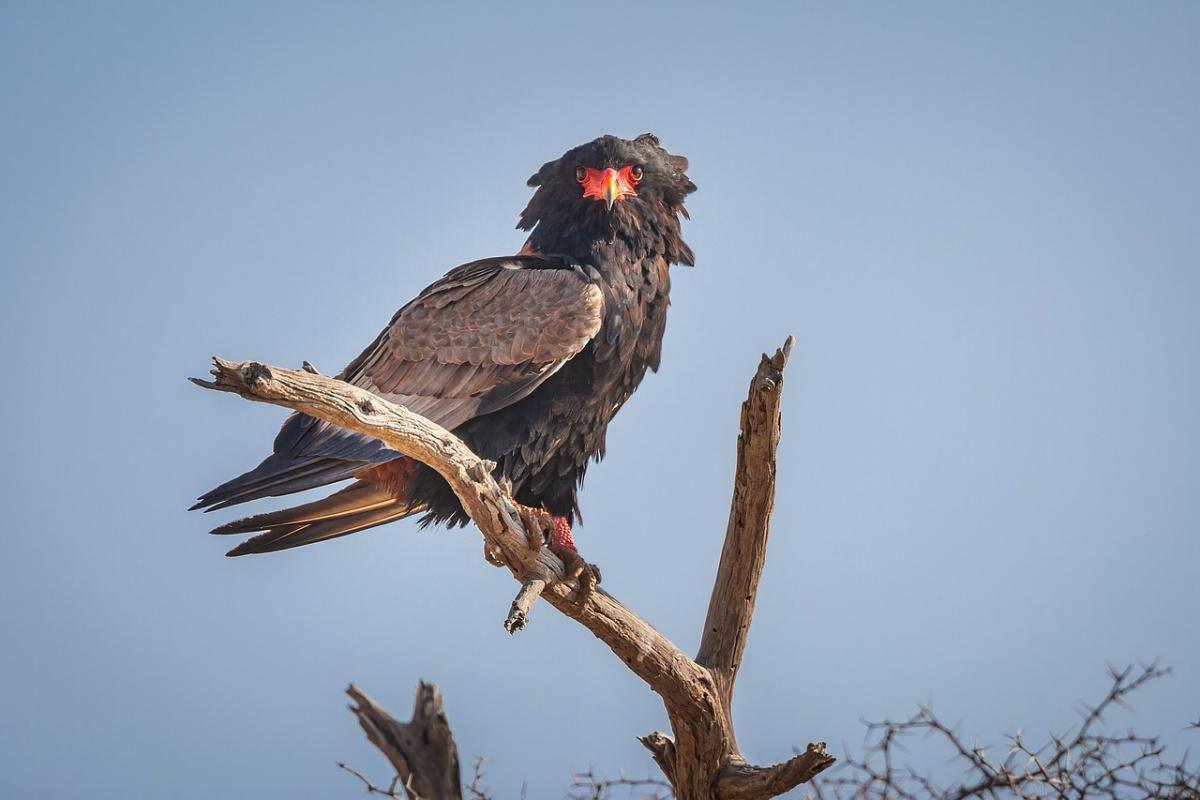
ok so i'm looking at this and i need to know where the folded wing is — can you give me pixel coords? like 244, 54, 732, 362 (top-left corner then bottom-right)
192, 255, 604, 512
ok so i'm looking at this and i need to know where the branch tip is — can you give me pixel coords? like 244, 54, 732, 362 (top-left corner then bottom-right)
638, 731, 677, 784
505, 576, 548, 634
762, 335, 794, 374
716, 742, 835, 799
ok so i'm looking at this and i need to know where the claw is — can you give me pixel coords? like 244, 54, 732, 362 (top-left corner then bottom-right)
576, 560, 601, 604
549, 542, 601, 604
515, 504, 600, 603
517, 506, 550, 551
483, 541, 505, 568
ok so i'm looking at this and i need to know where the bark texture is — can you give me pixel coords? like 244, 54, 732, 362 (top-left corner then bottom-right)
193, 336, 832, 799
347, 682, 463, 800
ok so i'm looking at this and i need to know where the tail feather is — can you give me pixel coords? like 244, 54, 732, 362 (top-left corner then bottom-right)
190, 455, 367, 512
216, 480, 424, 556
211, 480, 390, 535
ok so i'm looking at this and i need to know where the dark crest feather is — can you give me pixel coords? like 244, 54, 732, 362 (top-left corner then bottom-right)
518, 133, 696, 266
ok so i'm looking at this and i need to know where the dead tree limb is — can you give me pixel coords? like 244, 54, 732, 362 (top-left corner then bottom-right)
192, 336, 833, 799
697, 343, 790, 758
346, 682, 463, 800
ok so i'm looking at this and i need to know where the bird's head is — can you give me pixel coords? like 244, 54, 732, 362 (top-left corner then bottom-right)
519, 133, 696, 266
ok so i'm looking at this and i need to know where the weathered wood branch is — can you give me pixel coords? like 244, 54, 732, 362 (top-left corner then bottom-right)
346, 682, 463, 800
191, 361, 565, 596
715, 744, 834, 800
696, 341, 792, 743
638, 731, 679, 786
193, 337, 832, 798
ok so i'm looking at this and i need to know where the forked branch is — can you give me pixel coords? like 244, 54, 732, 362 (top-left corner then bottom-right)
345, 682, 463, 800
193, 337, 831, 799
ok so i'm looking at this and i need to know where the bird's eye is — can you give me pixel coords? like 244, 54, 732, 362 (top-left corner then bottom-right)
630, 165, 644, 181
575, 166, 587, 183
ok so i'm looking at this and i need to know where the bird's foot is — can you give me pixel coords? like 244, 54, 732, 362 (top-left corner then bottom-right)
519, 507, 600, 603
517, 504, 550, 551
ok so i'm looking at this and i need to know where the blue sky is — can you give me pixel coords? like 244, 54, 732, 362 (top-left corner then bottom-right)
2, 3, 1198, 798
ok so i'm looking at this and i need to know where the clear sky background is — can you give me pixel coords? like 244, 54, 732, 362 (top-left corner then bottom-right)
2, 3, 1198, 798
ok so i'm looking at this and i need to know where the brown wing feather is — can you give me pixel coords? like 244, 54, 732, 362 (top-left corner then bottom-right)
271, 257, 604, 463
346, 260, 603, 431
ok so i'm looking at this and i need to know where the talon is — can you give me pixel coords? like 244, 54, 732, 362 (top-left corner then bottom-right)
483, 542, 504, 567
554, 546, 586, 580
517, 506, 550, 551
551, 547, 597, 604
514, 505, 601, 603
544, 513, 601, 603
574, 560, 601, 604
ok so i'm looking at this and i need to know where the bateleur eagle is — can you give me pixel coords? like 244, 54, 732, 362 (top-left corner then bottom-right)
192, 133, 696, 571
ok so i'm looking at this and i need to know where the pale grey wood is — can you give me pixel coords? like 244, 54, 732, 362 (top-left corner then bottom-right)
193, 339, 832, 799
347, 682, 462, 800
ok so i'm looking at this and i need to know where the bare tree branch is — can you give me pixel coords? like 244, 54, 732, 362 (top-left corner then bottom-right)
808, 663, 1200, 800
638, 731, 679, 787
697, 341, 792, 746
464, 756, 494, 800
194, 337, 831, 798
567, 768, 673, 800
191, 359, 565, 599
338, 762, 409, 799
505, 575, 550, 634
717, 744, 834, 800
346, 682, 463, 800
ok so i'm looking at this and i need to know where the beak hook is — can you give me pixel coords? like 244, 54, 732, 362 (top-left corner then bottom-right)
603, 172, 620, 211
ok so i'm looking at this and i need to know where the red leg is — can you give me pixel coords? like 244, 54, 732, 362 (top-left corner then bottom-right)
548, 515, 575, 552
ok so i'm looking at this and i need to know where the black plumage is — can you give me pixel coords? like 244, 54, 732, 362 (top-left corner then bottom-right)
193, 133, 695, 555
